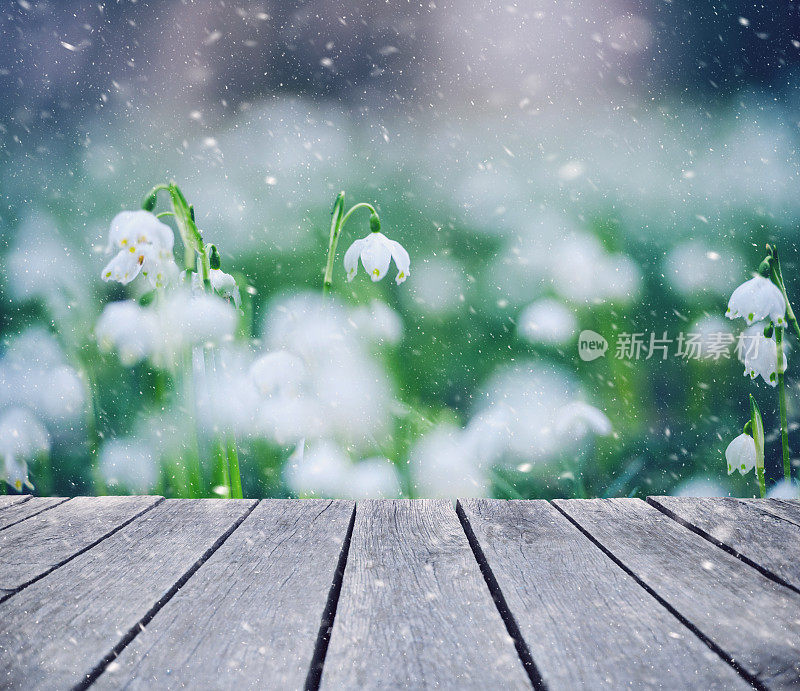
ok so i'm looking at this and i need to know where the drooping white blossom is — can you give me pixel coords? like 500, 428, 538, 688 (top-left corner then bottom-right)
340, 457, 402, 499
725, 433, 757, 475
554, 402, 613, 439
0, 408, 50, 491
192, 268, 241, 309
349, 300, 403, 346
344, 232, 410, 284
250, 351, 307, 397
409, 423, 490, 498
99, 438, 159, 494
96, 301, 157, 366
517, 298, 577, 345
766, 479, 800, 499
737, 323, 787, 386
101, 211, 179, 288
0, 328, 85, 428
726, 275, 786, 327
284, 439, 351, 497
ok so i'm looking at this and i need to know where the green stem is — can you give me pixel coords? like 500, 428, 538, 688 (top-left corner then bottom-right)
776, 327, 791, 482
322, 195, 376, 296
226, 434, 243, 499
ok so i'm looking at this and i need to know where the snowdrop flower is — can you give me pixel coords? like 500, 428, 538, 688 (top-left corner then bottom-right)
154, 289, 238, 366
725, 432, 756, 475
284, 439, 350, 497
349, 301, 403, 345
340, 458, 403, 499
0, 408, 50, 491
101, 210, 179, 288
96, 301, 157, 366
737, 323, 787, 386
674, 478, 727, 497
726, 275, 786, 327
767, 479, 800, 499
99, 438, 159, 493
664, 241, 744, 297
344, 231, 410, 284
250, 351, 307, 397
409, 424, 490, 498
554, 402, 613, 439
517, 298, 577, 346
192, 268, 241, 309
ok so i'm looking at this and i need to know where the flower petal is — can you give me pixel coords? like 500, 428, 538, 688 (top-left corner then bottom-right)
101, 249, 144, 285
387, 238, 411, 284
359, 234, 392, 282
343, 238, 366, 282
109, 211, 174, 252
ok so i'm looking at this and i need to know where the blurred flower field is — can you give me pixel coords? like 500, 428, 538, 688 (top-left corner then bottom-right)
2, 1, 800, 500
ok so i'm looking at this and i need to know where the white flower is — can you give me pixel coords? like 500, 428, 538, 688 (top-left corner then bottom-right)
101, 211, 179, 288
0, 408, 50, 491
284, 439, 350, 497
674, 478, 727, 497
517, 298, 577, 345
192, 269, 241, 309
737, 323, 787, 386
554, 402, 613, 439
767, 479, 800, 498
725, 433, 756, 475
96, 301, 157, 366
340, 458, 402, 499
250, 351, 307, 397
726, 275, 786, 327
349, 300, 403, 345
99, 438, 158, 493
344, 232, 410, 284
409, 423, 490, 498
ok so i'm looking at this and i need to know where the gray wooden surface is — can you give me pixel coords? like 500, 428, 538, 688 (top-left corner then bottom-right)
0, 496, 68, 531
0, 496, 161, 599
0, 495, 32, 510
556, 498, 800, 688
94, 500, 354, 690
458, 499, 749, 690
321, 499, 530, 689
649, 496, 800, 592
0, 496, 797, 689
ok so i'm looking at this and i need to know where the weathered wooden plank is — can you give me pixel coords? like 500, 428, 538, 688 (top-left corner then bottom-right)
0, 497, 69, 531
649, 496, 800, 592
555, 498, 800, 688
321, 499, 530, 690
0, 495, 162, 599
743, 499, 800, 527
459, 499, 750, 689
94, 499, 354, 690
0, 496, 30, 511
0, 498, 256, 690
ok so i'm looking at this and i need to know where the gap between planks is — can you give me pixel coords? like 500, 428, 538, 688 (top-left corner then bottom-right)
549, 501, 767, 691
0, 497, 165, 605
455, 501, 546, 690
646, 496, 800, 597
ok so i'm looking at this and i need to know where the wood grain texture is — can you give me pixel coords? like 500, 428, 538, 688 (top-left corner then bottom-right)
94, 499, 354, 690
459, 499, 749, 690
0, 498, 255, 690
0, 496, 162, 598
744, 499, 800, 527
321, 499, 530, 690
649, 496, 800, 591
555, 498, 800, 688
0, 497, 68, 531
0, 496, 30, 511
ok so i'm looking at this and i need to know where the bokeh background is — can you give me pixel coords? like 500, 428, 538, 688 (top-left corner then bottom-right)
2, 0, 800, 499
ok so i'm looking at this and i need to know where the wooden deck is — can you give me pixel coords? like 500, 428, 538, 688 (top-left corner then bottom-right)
0, 496, 798, 689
